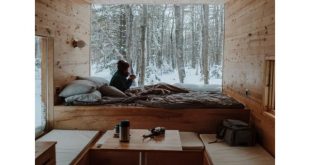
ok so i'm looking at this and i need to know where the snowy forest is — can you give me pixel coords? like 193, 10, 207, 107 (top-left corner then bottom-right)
90, 4, 224, 86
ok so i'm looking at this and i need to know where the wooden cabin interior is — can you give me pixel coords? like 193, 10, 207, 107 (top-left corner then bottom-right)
34, 0, 275, 164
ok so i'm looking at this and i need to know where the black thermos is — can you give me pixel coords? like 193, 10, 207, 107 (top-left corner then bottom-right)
119, 120, 130, 142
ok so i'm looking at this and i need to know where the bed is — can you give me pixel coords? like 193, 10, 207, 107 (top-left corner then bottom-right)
62, 83, 244, 110
54, 82, 249, 133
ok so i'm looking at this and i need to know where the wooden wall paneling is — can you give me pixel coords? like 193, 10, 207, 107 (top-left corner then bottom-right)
223, 0, 275, 156
53, 106, 250, 133
35, 0, 91, 105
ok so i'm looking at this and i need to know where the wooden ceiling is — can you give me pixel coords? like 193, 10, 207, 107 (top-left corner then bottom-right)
89, 0, 229, 5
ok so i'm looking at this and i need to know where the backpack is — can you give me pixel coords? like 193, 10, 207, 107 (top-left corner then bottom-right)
215, 119, 256, 146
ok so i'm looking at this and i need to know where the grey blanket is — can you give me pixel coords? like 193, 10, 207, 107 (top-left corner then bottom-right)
136, 92, 244, 109
67, 91, 244, 109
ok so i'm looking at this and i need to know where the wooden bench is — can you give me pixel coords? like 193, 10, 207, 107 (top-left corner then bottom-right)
36, 129, 99, 165
199, 134, 275, 165
180, 131, 204, 150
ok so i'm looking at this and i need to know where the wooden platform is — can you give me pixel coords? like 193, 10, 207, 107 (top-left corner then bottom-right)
200, 134, 274, 165
53, 105, 250, 133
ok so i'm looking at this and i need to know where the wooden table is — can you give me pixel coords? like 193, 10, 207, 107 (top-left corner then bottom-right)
94, 129, 182, 165
35, 141, 57, 165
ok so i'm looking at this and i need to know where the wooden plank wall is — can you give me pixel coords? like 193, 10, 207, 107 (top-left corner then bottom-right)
223, 0, 275, 156
35, 0, 91, 104
53, 106, 250, 134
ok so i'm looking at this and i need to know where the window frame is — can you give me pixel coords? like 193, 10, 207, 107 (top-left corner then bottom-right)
263, 57, 275, 116
35, 36, 54, 138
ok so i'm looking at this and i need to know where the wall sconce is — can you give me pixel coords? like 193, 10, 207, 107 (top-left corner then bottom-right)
72, 40, 86, 48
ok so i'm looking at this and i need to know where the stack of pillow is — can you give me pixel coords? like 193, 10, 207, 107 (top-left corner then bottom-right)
58, 76, 128, 103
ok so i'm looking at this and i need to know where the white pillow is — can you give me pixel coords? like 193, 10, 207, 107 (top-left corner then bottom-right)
65, 90, 102, 103
59, 80, 96, 97
77, 76, 109, 88
99, 86, 128, 97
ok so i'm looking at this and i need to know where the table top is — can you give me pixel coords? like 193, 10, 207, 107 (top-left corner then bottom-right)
95, 129, 182, 151
35, 141, 57, 159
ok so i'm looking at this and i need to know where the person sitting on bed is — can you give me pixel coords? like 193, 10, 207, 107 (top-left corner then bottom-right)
110, 60, 136, 92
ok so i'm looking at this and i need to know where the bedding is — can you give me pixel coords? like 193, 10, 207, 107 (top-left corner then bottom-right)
77, 76, 109, 88
61, 82, 244, 109
64, 90, 102, 103
99, 85, 128, 97
136, 92, 244, 109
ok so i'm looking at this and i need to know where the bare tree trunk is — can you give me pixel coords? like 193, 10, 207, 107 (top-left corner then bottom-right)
125, 5, 133, 62
218, 5, 224, 67
170, 12, 176, 70
202, 4, 209, 84
191, 5, 197, 69
146, 6, 151, 66
157, 5, 167, 69
214, 5, 220, 66
174, 5, 186, 83
139, 5, 147, 86
119, 5, 126, 58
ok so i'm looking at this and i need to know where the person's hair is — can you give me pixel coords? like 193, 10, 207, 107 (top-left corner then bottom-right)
117, 60, 130, 72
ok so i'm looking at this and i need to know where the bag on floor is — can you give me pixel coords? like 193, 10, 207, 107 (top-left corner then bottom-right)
216, 119, 256, 146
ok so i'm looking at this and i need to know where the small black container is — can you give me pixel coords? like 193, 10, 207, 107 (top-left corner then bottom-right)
119, 120, 130, 142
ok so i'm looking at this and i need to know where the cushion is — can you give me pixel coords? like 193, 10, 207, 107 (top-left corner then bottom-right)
179, 132, 204, 150
64, 90, 102, 103
77, 76, 109, 88
199, 134, 275, 165
59, 80, 96, 98
36, 129, 99, 165
99, 86, 128, 97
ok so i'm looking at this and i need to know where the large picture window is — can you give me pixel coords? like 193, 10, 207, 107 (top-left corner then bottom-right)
91, 4, 224, 88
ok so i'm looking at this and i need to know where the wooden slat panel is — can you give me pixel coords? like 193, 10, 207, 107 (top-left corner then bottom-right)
53, 106, 250, 134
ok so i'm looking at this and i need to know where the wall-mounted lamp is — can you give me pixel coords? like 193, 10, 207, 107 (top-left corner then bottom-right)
72, 40, 86, 48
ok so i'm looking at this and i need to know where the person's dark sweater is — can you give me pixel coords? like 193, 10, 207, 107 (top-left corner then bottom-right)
110, 70, 133, 92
